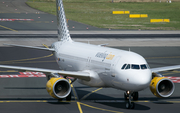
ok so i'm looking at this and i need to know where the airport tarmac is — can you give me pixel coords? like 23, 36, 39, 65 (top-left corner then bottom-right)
0, 0, 180, 113
0, 47, 180, 113
0, 0, 103, 31
0, 0, 180, 47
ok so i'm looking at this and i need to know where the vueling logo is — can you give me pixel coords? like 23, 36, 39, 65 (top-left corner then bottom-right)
106, 53, 115, 60
95, 52, 115, 61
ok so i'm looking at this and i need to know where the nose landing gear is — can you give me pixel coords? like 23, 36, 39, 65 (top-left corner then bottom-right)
126, 100, 135, 109
124, 91, 139, 109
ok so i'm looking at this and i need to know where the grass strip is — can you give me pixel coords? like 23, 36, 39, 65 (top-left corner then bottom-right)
26, 0, 180, 30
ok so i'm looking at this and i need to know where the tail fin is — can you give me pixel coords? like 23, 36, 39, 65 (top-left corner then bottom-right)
56, 0, 72, 42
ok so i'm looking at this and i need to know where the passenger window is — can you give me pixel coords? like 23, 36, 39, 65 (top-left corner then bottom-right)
141, 64, 147, 69
125, 64, 130, 69
121, 64, 127, 69
131, 64, 140, 69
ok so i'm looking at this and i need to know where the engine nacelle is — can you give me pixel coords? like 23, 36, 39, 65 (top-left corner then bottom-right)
46, 77, 71, 99
150, 77, 175, 98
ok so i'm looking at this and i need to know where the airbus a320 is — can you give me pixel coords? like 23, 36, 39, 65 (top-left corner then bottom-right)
0, 0, 179, 109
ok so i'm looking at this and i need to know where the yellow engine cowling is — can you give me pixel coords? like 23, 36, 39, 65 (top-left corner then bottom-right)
46, 77, 71, 99
150, 77, 175, 98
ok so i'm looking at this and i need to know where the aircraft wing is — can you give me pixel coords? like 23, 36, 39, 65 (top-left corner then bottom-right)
0, 65, 90, 81
151, 65, 180, 73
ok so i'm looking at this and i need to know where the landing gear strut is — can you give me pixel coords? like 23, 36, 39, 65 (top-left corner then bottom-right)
124, 91, 138, 109
132, 92, 138, 101
66, 91, 72, 101
57, 91, 72, 102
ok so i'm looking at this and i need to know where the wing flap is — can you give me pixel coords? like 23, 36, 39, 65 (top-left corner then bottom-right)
0, 65, 90, 81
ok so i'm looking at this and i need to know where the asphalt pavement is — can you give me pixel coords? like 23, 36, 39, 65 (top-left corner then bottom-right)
0, 0, 180, 113
0, 47, 180, 113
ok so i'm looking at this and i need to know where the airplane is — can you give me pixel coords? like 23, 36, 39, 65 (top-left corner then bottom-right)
0, 0, 180, 109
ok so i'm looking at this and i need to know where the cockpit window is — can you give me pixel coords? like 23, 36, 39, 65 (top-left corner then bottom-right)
125, 64, 130, 69
140, 64, 147, 69
121, 64, 127, 69
122, 64, 149, 70
146, 64, 150, 69
131, 64, 140, 69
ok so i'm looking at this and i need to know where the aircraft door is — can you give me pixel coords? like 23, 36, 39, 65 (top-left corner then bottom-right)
86, 57, 91, 69
111, 56, 120, 77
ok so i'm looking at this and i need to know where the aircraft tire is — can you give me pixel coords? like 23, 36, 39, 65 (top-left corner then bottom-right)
126, 102, 135, 109
133, 92, 139, 100
124, 92, 128, 100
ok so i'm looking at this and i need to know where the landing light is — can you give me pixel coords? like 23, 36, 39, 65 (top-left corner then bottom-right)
127, 91, 130, 94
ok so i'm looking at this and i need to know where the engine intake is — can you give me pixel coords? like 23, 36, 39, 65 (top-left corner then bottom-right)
46, 77, 71, 99
150, 77, 175, 98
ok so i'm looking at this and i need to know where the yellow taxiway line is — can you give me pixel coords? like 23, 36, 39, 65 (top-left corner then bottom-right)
0, 25, 18, 32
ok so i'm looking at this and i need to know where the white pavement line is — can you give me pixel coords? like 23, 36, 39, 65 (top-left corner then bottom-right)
0, 31, 180, 34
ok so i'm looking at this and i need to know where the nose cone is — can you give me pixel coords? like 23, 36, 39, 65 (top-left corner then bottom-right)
130, 69, 152, 91
138, 70, 151, 86
113, 51, 152, 91
118, 69, 152, 91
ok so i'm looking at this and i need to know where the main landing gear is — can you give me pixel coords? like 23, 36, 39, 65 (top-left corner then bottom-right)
58, 92, 71, 102
124, 91, 139, 109
58, 77, 75, 102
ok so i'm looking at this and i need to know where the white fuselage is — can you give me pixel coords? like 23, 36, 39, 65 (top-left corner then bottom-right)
52, 41, 152, 92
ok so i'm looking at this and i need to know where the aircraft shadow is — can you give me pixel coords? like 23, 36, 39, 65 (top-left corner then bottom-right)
75, 89, 150, 110
98, 102, 150, 110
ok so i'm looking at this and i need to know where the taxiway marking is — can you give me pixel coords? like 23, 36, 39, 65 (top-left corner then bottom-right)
42, 44, 50, 49
0, 100, 48, 103
1, 99, 180, 113
69, 79, 79, 100
166, 76, 180, 83
0, 72, 46, 78
69, 79, 83, 113
162, 70, 180, 83
0, 100, 180, 103
77, 102, 83, 113
79, 102, 123, 113
0, 70, 17, 72
81, 87, 103, 100
0, 25, 17, 32
0, 19, 34, 21
0, 54, 53, 64
0, 21, 51, 23
0, 74, 46, 78
1, 60, 56, 65
164, 70, 180, 76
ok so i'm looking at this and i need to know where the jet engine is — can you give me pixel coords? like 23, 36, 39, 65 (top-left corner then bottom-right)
149, 77, 174, 98
46, 77, 71, 99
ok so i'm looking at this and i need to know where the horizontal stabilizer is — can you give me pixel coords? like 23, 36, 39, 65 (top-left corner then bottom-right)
3, 43, 55, 51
